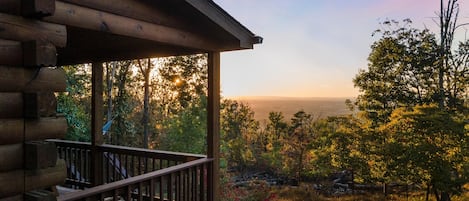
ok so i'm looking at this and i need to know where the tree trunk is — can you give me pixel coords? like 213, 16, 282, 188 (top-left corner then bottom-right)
426, 184, 430, 201
105, 61, 116, 143
138, 59, 151, 149
441, 192, 451, 201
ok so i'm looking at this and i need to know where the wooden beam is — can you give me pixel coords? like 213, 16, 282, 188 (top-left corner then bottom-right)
22, 0, 56, 17
25, 141, 58, 169
0, 119, 23, 145
0, 93, 23, 118
186, 0, 256, 49
0, 117, 67, 145
0, 0, 21, 15
0, 143, 23, 172
0, 39, 22, 66
24, 92, 57, 118
23, 40, 57, 67
45, 1, 218, 51
207, 52, 220, 201
0, 66, 66, 92
0, 39, 57, 67
91, 62, 103, 146
0, 195, 23, 201
0, 13, 66, 47
90, 62, 103, 186
0, 160, 66, 197
0, 0, 55, 17
25, 117, 67, 141
60, 0, 186, 28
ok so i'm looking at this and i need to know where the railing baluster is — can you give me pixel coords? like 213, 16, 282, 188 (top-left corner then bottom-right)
138, 156, 142, 175
200, 164, 205, 201
149, 179, 155, 201
159, 175, 164, 201
167, 173, 173, 201
126, 185, 132, 201
131, 155, 135, 178
138, 182, 143, 201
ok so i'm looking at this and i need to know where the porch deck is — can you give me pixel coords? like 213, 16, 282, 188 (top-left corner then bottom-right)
51, 140, 212, 201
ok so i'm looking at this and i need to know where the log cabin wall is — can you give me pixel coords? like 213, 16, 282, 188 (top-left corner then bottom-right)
0, 0, 67, 200
0, 1, 261, 200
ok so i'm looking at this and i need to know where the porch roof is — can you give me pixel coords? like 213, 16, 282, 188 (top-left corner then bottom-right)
40, 0, 262, 65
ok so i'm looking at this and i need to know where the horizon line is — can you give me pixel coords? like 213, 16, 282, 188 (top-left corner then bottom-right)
224, 95, 356, 100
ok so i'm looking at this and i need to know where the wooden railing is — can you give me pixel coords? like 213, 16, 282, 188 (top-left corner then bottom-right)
49, 139, 209, 199
57, 158, 212, 201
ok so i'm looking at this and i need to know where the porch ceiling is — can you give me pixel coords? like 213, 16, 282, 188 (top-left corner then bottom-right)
41, 0, 262, 65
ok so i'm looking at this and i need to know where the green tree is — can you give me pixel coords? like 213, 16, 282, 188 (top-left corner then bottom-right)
311, 115, 371, 182
381, 105, 468, 201
283, 110, 315, 182
159, 97, 207, 154
220, 99, 259, 170
260, 112, 288, 172
57, 65, 91, 142
354, 19, 439, 125
154, 54, 208, 152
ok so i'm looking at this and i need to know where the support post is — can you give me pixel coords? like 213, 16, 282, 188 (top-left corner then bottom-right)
207, 52, 220, 201
90, 62, 103, 186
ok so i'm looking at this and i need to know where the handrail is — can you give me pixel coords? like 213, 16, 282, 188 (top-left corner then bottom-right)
49, 139, 206, 161
58, 158, 213, 201
50, 139, 208, 190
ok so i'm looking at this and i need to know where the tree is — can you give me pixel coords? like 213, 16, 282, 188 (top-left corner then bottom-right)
220, 99, 259, 170
354, 19, 440, 125
381, 105, 468, 201
159, 97, 207, 154
260, 112, 288, 172
137, 58, 154, 148
353, 2, 469, 199
57, 65, 92, 142
310, 115, 371, 182
283, 110, 315, 182
154, 54, 208, 152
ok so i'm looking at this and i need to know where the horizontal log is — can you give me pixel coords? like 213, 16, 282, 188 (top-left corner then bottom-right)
45, 1, 218, 50
25, 141, 57, 169
0, 93, 23, 118
25, 190, 56, 201
0, 170, 24, 198
0, 39, 57, 67
0, 66, 66, 92
0, 117, 67, 145
60, 0, 186, 29
23, 40, 57, 67
0, 160, 66, 197
0, 195, 23, 201
0, 0, 21, 16
0, 12, 67, 47
0, 119, 23, 145
0, 0, 55, 17
25, 117, 68, 141
0, 39, 22, 66
22, 0, 56, 17
36, 92, 58, 117
25, 159, 66, 191
0, 143, 23, 172
24, 92, 58, 118
0, 92, 57, 118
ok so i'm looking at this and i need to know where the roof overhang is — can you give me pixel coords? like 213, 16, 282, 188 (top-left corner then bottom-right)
38, 0, 262, 65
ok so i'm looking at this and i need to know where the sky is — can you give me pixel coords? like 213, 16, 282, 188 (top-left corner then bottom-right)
214, 0, 469, 98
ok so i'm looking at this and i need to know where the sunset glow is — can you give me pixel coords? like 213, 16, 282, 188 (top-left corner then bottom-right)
215, 0, 469, 98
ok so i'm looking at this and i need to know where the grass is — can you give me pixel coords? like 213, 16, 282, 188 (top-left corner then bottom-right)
270, 185, 469, 201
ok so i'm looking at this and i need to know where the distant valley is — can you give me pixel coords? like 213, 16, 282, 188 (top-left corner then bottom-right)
231, 96, 354, 122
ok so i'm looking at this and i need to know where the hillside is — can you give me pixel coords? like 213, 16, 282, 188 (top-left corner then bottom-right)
231, 97, 354, 122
